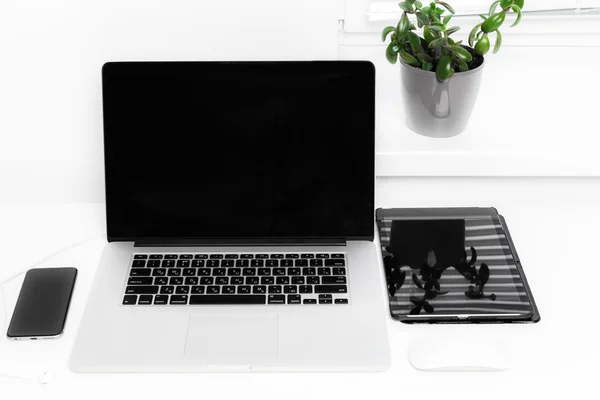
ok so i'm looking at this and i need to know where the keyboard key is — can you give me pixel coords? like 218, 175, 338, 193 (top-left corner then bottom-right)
125, 286, 159, 295
280, 259, 293, 267
302, 267, 316, 276
268, 295, 285, 304
134, 255, 148, 259
299, 285, 313, 294
185, 277, 199, 285
319, 294, 332, 300
292, 276, 305, 285
255, 254, 269, 259
319, 298, 333, 304
191, 286, 205, 294
273, 268, 286, 276
335, 298, 349, 304
162, 260, 175, 268
169, 295, 188, 305
227, 268, 242, 276
303, 298, 317, 304
167, 268, 181, 276
152, 268, 167, 276
154, 295, 168, 304
261, 277, 275, 285
122, 295, 137, 305
253, 285, 267, 294
231, 276, 244, 285
192, 260, 205, 267
295, 259, 308, 267
317, 268, 331, 276
225, 254, 239, 259
194, 254, 208, 259
207, 286, 220, 294
276, 276, 290, 285
169, 277, 183, 285
198, 268, 211, 276
223, 286, 236, 294
268, 285, 282, 294
301, 254, 314, 259
288, 268, 301, 275
243, 268, 256, 276
212, 268, 226, 276
130, 268, 151, 276
237, 285, 251, 294
245, 276, 259, 285
240, 254, 254, 259
177, 260, 190, 268
222, 260, 235, 268
180, 254, 193, 259
176, 286, 190, 294
307, 276, 320, 284
331, 254, 345, 259
265, 260, 278, 267
250, 259, 264, 267
138, 295, 153, 305
183, 268, 196, 276
147, 260, 161, 268
333, 268, 346, 276
154, 277, 169, 285
258, 268, 271, 276
207, 260, 220, 267
316, 254, 330, 259
216, 277, 229, 285
210, 254, 224, 259
322, 276, 347, 284
325, 259, 345, 267
236, 259, 249, 267
160, 286, 174, 294
200, 277, 214, 285
190, 295, 266, 305
287, 295, 301, 304
315, 285, 347, 294
128, 277, 153, 285
285, 254, 299, 259
165, 255, 178, 259
270, 254, 284, 259
284, 285, 297, 294
310, 259, 323, 267
149, 254, 163, 259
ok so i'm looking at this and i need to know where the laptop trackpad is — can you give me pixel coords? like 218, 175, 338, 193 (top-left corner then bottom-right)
184, 314, 279, 362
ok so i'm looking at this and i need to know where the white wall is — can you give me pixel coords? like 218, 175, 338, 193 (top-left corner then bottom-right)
0, 0, 339, 203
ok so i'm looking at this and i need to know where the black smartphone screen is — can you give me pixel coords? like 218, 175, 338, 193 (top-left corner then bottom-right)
7, 267, 77, 338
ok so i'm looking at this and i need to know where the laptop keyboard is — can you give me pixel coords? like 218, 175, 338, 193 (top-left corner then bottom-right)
122, 253, 350, 306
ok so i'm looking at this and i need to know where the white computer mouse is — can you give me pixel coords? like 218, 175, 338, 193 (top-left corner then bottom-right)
408, 334, 510, 371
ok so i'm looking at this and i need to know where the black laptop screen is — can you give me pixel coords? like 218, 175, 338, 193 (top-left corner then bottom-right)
102, 62, 375, 241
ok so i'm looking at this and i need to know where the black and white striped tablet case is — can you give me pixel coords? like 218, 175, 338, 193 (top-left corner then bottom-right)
376, 208, 540, 323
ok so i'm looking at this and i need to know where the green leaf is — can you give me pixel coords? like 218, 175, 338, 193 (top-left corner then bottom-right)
407, 31, 421, 53
500, 0, 513, 8
493, 29, 503, 53
437, 1, 455, 14
511, 4, 522, 27
447, 38, 454, 45
399, 49, 421, 67
423, 62, 433, 71
454, 40, 463, 46
412, 273, 424, 289
416, 53, 433, 63
446, 26, 460, 36
482, 12, 506, 33
479, 14, 487, 20
436, 54, 452, 81
423, 25, 437, 43
415, 11, 429, 27
396, 13, 410, 39
385, 43, 399, 64
414, 0, 423, 7
474, 34, 491, 56
398, 1, 413, 13
451, 45, 472, 62
421, 5, 431, 14
429, 22, 444, 31
443, 14, 452, 25
428, 37, 446, 48
381, 26, 396, 42
489, 0, 501, 16
454, 57, 469, 72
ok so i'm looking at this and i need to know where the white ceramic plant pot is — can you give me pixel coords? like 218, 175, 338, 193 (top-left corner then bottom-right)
400, 58, 485, 138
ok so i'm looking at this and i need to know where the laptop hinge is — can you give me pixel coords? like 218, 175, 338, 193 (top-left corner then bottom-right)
134, 238, 347, 247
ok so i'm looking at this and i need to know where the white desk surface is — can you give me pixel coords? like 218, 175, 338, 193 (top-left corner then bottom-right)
1, 177, 599, 398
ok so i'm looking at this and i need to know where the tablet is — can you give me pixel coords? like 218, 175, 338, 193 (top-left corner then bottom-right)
376, 208, 540, 323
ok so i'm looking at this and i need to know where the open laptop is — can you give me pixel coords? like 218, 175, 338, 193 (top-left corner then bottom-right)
70, 61, 390, 372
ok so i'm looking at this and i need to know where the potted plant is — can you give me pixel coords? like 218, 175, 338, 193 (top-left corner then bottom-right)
383, 0, 524, 137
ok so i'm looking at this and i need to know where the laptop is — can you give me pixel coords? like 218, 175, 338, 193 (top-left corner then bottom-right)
70, 61, 390, 372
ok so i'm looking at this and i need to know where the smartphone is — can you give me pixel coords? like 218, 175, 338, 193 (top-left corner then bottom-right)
7, 267, 77, 340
